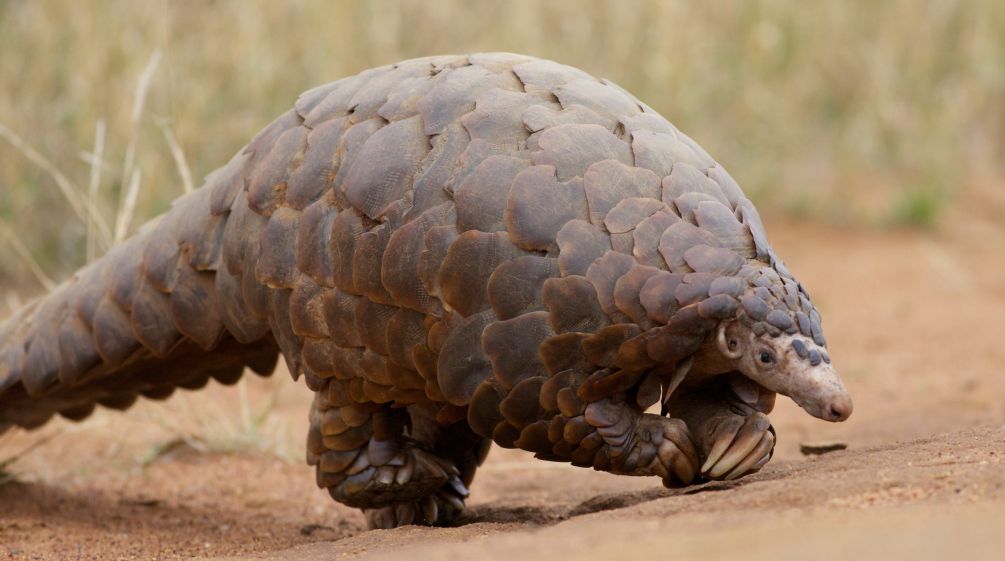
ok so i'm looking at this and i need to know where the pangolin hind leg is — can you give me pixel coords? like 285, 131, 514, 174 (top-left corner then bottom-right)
362, 403, 491, 529
668, 374, 777, 481
307, 382, 482, 528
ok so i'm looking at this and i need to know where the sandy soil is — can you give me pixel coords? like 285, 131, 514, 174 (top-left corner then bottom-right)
1, 215, 1004, 560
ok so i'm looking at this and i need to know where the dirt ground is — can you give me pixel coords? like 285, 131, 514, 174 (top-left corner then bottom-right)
1, 214, 1004, 560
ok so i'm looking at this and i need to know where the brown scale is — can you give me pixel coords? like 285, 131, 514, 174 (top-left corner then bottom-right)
605, 198, 673, 237
522, 104, 615, 135
632, 210, 681, 268
0, 53, 836, 529
482, 311, 553, 389
555, 78, 642, 121
556, 220, 610, 277
486, 255, 559, 320
531, 124, 634, 181
632, 129, 712, 177
613, 265, 662, 328
454, 156, 529, 233
505, 165, 589, 253
585, 251, 637, 323
584, 160, 662, 225
437, 231, 529, 316
541, 276, 610, 334
412, 124, 469, 213
460, 88, 543, 148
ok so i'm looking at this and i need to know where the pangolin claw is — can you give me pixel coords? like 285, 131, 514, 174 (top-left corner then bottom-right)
700, 413, 775, 481
363, 473, 470, 529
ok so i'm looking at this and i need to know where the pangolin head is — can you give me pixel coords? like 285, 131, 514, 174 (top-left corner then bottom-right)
626, 238, 853, 423
713, 320, 853, 422
686, 262, 853, 423
536, 161, 853, 425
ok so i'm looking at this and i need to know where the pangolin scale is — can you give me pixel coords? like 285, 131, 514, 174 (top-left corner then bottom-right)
0, 53, 852, 529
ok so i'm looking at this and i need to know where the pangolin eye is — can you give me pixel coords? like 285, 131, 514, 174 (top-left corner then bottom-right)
759, 350, 774, 364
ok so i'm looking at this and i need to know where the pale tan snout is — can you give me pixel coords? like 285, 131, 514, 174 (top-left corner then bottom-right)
790, 363, 853, 422
820, 390, 853, 422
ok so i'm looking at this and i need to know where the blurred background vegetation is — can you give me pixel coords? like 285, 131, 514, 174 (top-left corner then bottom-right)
1, 0, 1003, 294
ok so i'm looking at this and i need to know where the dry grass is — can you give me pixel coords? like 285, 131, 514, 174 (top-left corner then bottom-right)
1, 1, 1002, 290
0, 427, 62, 486
136, 375, 303, 464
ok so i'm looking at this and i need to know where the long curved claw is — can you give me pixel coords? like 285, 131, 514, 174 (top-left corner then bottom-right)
724, 428, 775, 480
702, 412, 773, 480
699, 417, 743, 473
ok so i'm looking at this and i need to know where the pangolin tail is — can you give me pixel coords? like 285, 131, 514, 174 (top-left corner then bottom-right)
0, 148, 282, 434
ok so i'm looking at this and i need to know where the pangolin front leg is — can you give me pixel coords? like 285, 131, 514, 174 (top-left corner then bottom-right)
582, 398, 700, 486
491, 388, 701, 487
669, 374, 777, 481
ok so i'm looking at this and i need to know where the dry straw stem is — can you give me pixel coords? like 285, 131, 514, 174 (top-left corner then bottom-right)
4, 291, 23, 316
115, 49, 161, 239
86, 120, 106, 262
114, 168, 142, 245
0, 221, 55, 292
155, 117, 195, 195
0, 122, 112, 247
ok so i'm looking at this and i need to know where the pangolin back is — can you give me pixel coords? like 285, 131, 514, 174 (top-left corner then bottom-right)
0, 53, 798, 438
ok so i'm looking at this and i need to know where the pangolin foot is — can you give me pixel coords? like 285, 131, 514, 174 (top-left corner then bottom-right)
329, 447, 459, 509
586, 401, 700, 487
698, 412, 775, 481
628, 414, 700, 487
363, 474, 469, 529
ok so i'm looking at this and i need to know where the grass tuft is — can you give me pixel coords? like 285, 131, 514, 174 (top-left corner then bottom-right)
140, 377, 299, 465
890, 187, 946, 229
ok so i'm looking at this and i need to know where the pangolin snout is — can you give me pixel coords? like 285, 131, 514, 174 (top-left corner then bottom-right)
797, 373, 854, 422
822, 392, 853, 422
783, 359, 853, 422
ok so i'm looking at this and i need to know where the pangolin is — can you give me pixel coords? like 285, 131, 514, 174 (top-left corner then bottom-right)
0, 53, 852, 529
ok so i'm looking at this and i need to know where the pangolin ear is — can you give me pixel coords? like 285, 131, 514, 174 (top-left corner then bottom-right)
716, 320, 745, 360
